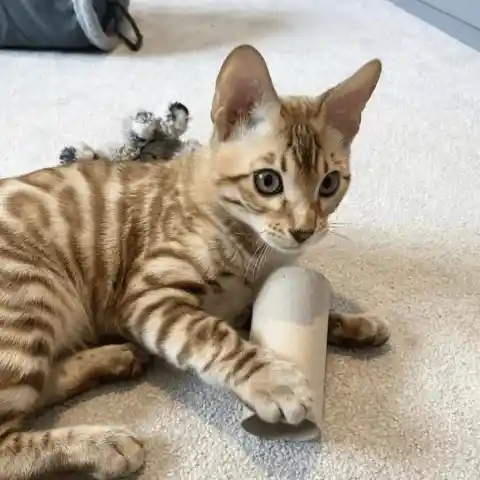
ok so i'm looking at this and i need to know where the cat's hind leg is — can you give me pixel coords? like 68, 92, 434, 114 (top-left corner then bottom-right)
0, 345, 148, 479
0, 423, 145, 480
42, 343, 150, 408
0, 303, 147, 478
328, 311, 390, 347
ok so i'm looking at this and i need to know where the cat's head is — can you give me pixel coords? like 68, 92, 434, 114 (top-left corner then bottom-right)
209, 45, 381, 254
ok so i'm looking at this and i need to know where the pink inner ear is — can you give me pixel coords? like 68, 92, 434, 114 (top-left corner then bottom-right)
216, 79, 263, 141
326, 90, 366, 141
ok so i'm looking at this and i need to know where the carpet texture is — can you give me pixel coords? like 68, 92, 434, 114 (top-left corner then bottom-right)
1, 0, 479, 478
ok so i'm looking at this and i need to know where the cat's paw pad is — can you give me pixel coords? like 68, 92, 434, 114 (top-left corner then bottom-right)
328, 311, 390, 347
239, 357, 313, 424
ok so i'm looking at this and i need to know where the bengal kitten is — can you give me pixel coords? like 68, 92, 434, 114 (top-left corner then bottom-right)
0, 45, 387, 478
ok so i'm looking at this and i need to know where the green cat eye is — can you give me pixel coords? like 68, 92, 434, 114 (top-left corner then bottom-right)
253, 169, 283, 196
318, 171, 340, 198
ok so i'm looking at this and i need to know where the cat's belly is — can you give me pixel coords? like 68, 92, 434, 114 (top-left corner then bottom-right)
201, 275, 253, 324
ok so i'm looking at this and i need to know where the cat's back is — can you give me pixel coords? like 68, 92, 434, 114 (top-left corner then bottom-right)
0, 159, 175, 290
0, 159, 182, 330
0, 159, 173, 238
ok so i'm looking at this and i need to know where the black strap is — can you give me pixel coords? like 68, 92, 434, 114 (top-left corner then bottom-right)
107, 1, 143, 52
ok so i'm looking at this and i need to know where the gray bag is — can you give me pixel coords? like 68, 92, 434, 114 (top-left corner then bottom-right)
0, 0, 142, 52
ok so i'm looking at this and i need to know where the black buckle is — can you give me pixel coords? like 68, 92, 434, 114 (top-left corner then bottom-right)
107, 1, 143, 52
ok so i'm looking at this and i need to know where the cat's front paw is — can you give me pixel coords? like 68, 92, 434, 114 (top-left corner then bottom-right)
238, 357, 313, 424
328, 311, 390, 347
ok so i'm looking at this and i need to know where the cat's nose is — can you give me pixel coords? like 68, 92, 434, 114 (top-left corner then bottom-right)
289, 229, 315, 244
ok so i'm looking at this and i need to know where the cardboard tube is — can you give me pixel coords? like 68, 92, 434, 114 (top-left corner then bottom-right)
241, 266, 332, 441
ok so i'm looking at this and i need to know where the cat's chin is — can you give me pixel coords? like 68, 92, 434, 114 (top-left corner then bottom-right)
274, 245, 303, 256
259, 231, 327, 256
259, 234, 302, 256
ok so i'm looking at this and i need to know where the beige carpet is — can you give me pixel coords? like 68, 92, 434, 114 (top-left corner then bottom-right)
1, 0, 479, 478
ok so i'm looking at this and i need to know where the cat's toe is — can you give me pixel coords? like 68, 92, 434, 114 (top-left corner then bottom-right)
85, 426, 145, 479
368, 315, 390, 346
328, 311, 390, 347
238, 357, 314, 425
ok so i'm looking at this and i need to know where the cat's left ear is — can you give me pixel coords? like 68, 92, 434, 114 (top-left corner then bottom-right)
211, 44, 280, 142
320, 59, 382, 143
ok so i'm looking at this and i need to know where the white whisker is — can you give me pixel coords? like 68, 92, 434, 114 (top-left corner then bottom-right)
329, 221, 351, 227
327, 229, 352, 242
245, 239, 264, 282
252, 243, 270, 281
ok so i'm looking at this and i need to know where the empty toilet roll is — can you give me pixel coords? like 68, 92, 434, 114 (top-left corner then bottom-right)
241, 266, 332, 441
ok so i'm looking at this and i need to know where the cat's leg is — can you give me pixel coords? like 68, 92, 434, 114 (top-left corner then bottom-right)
230, 302, 389, 348
41, 343, 150, 408
0, 305, 145, 478
119, 289, 313, 425
0, 347, 146, 480
328, 310, 390, 347
0, 352, 145, 479
0, 423, 145, 479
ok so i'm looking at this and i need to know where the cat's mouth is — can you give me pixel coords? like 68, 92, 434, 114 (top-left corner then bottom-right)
259, 233, 303, 255
260, 228, 328, 254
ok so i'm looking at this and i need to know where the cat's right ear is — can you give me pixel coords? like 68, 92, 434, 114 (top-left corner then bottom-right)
211, 45, 279, 142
